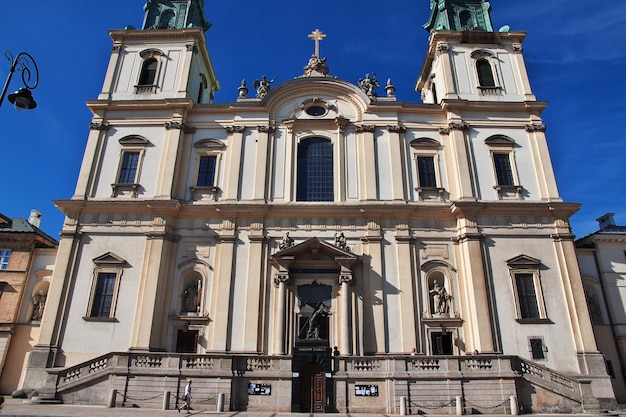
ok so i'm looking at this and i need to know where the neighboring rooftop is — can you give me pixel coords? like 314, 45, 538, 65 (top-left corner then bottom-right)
0, 211, 58, 248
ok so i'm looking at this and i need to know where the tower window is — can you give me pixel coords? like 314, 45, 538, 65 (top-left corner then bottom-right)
476, 59, 496, 87
138, 58, 158, 86
118, 152, 140, 184
296, 138, 334, 202
197, 155, 217, 187
493, 153, 515, 186
459, 10, 473, 30
417, 156, 438, 188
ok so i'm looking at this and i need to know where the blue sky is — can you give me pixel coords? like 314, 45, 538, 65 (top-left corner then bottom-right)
1, 0, 625, 238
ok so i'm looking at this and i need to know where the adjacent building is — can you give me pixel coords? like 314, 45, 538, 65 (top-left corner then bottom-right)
577, 213, 626, 403
0, 211, 57, 394
20, 0, 616, 413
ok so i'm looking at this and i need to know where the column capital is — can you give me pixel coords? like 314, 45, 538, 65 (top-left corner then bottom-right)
525, 123, 547, 133
226, 125, 246, 134
274, 272, 290, 287
355, 124, 376, 133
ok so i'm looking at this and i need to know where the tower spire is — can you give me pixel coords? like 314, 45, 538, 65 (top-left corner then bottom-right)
424, 0, 494, 33
142, 0, 211, 31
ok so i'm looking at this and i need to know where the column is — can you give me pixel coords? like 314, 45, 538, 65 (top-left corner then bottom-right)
526, 123, 560, 200
74, 122, 110, 198
274, 271, 290, 355
360, 220, 386, 353
98, 43, 122, 100
442, 121, 475, 201
395, 222, 417, 353
510, 44, 536, 101
243, 224, 266, 351
387, 126, 407, 201
210, 219, 237, 351
155, 121, 189, 199
435, 43, 459, 100
130, 214, 176, 350
223, 126, 245, 200
339, 269, 353, 356
356, 125, 377, 200
253, 126, 274, 201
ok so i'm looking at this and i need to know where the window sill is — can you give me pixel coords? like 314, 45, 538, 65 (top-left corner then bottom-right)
111, 183, 140, 198
478, 86, 503, 96
516, 318, 553, 324
416, 187, 446, 202
83, 316, 119, 322
135, 85, 157, 94
494, 185, 523, 200
190, 186, 221, 202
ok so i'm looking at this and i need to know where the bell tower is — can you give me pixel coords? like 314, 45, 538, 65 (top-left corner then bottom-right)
417, 0, 535, 104
96, 0, 218, 103
424, 0, 494, 32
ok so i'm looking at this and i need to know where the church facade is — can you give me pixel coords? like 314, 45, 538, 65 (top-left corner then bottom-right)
22, 0, 615, 413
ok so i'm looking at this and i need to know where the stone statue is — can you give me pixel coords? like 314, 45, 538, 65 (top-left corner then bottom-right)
429, 280, 451, 316
183, 285, 199, 313
334, 232, 350, 252
304, 54, 329, 77
253, 76, 275, 99
358, 73, 380, 97
306, 302, 331, 339
279, 232, 294, 250
585, 290, 603, 324
31, 290, 47, 321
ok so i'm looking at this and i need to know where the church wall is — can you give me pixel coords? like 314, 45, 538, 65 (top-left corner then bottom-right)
486, 234, 579, 373
58, 233, 147, 363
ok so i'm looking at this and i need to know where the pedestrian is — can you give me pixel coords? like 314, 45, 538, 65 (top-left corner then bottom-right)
178, 379, 192, 413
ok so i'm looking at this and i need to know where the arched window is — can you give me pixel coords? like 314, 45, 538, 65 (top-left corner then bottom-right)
459, 10, 472, 29
296, 138, 334, 202
476, 59, 496, 87
138, 58, 158, 86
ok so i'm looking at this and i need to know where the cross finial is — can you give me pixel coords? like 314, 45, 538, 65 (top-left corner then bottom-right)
308, 28, 326, 58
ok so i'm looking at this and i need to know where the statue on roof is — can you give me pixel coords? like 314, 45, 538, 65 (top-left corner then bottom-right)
304, 54, 329, 77
358, 73, 380, 98
253, 76, 276, 99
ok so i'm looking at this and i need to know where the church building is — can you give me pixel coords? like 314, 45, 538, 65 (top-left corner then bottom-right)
21, 0, 616, 413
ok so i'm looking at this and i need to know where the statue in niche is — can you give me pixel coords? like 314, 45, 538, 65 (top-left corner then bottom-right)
429, 280, 451, 316
304, 54, 329, 77
253, 76, 275, 99
183, 284, 199, 314
306, 302, 331, 339
334, 232, 350, 252
585, 290, 603, 324
31, 290, 47, 321
358, 73, 380, 97
279, 232, 294, 250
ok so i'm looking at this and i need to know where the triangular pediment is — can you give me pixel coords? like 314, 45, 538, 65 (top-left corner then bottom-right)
93, 252, 128, 266
275, 237, 357, 260
507, 254, 541, 268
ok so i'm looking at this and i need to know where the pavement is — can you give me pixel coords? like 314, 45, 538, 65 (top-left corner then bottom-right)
0, 398, 624, 417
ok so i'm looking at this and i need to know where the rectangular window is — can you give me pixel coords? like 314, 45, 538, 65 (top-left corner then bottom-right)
516, 273, 540, 319
90, 272, 117, 318
0, 249, 10, 270
197, 155, 217, 187
417, 156, 437, 188
493, 153, 515, 186
530, 338, 545, 360
118, 152, 140, 184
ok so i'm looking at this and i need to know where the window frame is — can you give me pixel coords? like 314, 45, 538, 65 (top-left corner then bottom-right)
296, 137, 335, 202
470, 50, 502, 95
84, 253, 126, 322
409, 138, 445, 201
190, 139, 225, 201
0, 249, 11, 270
135, 49, 164, 94
111, 136, 150, 198
485, 136, 523, 200
508, 255, 549, 323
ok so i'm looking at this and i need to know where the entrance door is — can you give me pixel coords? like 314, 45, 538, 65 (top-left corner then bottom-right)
176, 330, 198, 353
431, 331, 453, 355
300, 363, 325, 413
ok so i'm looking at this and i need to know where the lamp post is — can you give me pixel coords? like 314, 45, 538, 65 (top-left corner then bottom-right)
0, 50, 39, 111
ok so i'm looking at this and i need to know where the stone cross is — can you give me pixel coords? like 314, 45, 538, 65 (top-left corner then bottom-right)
308, 29, 326, 58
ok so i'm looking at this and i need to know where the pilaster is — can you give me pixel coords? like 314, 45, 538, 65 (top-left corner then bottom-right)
387, 125, 408, 201
243, 223, 267, 351
436, 43, 459, 100
210, 219, 237, 351
253, 126, 275, 201
360, 220, 386, 353
223, 126, 245, 201
356, 125, 377, 200
441, 121, 475, 201
525, 123, 560, 201
395, 223, 417, 353
74, 122, 110, 199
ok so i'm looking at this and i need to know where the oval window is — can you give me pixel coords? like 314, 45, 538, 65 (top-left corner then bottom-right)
305, 106, 326, 117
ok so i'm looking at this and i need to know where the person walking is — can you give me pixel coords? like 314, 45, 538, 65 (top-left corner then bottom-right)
178, 379, 192, 413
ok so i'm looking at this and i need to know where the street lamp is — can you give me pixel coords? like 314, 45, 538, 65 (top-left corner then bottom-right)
0, 51, 39, 111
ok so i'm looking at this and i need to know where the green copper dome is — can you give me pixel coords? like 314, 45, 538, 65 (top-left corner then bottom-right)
142, 0, 211, 31
424, 0, 494, 33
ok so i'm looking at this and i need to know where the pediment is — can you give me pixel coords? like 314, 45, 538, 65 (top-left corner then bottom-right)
410, 137, 441, 149
485, 135, 516, 147
93, 252, 128, 266
272, 237, 358, 269
119, 135, 151, 146
507, 254, 541, 268
194, 138, 225, 149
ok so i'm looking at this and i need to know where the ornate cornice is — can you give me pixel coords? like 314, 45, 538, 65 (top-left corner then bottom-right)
525, 123, 547, 133
258, 125, 276, 133
449, 121, 470, 131
355, 125, 376, 133
437, 43, 450, 55
89, 122, 110, 131
226, 126, 246, 134
165, 121, 184, 130
387, 125, 407, 133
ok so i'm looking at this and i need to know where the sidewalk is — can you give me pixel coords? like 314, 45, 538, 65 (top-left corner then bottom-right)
0, 398, 620, 417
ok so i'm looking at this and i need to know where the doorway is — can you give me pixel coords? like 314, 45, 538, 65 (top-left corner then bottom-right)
176, 329, 198, 353
300, 363, 325, 413
431, 331, 453, 355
